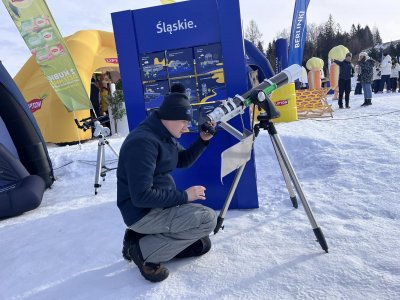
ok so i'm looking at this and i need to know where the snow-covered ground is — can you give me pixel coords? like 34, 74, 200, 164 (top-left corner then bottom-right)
1, 92, 400, 300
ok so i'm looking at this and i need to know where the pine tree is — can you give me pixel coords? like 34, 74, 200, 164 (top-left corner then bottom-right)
368, 47, 380, 60
350, 24, 357, 38
372, 27, 382, 45
257, 40, 264, 53
396, 43, 400, 58
388, 43, 397, 58
363, 26, 374, 49
266, 40, 276, 71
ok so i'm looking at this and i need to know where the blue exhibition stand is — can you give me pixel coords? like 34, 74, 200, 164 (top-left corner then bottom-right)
111, 0, 259, 210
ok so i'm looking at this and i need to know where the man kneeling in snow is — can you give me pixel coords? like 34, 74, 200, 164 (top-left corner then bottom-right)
117, 84, 217, 282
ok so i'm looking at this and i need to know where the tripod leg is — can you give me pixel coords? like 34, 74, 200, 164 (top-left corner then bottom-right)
214, 163, 246, 234
101, 143, 106, 181
270, 137, 298, 208
270, 132, 328, 253
105, 140, 119, 158
94, 141, 103, 195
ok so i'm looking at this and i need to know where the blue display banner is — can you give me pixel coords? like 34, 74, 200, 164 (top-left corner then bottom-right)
276, 38, 288, 73
112, 0, 259, 210
288, 0, 310, 66
134, 0, 220, 53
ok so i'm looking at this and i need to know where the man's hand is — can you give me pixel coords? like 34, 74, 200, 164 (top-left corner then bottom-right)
200, 122, 216, 141
185, 185, 206, 201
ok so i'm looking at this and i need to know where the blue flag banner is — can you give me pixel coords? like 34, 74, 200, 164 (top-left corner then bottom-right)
288, 0, 310, 66
276, 38, 288, 73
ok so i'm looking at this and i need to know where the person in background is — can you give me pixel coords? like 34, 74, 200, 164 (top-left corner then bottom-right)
117, 83, 217, 282
379, 53, 392, 92
334, 52, 354, 108
99, 86, 111, 128
390, 58, 400, 92
398, 58, 400, 92
89, 77, 101, 118
354, 65, 363, 95
372, 60, 382, 94
100, 86, 109, 116
359, 52, 375, 106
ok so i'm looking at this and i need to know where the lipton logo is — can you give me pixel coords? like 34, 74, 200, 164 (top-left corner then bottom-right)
28, 94, 47, 113
105, 58, 118, 64
275, 100, 288, 106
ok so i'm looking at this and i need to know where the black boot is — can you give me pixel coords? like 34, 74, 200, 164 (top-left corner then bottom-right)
361, 99, 368, 106
175, 236, 212, 259
122, 228, 146, 261
366, 99, 372, 105
129, 243, 169, 282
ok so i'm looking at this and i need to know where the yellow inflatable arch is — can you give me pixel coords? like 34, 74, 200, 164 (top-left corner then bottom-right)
14, 30, 119, 143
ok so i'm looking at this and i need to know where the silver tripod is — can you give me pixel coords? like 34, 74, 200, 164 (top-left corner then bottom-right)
213, 108, 328, 253
253, 114, 328, 252
93, 121, 119, 195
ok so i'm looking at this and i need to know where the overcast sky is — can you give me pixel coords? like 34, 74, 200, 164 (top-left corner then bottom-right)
1, 0, 399, 77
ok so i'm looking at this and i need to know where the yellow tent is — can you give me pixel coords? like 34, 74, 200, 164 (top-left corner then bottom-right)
14, 30, 119, 143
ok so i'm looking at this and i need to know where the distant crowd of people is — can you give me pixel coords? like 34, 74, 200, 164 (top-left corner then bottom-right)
334, 52, 400, 108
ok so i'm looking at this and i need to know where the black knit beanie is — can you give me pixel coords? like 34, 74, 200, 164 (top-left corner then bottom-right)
158, 83, 193, 121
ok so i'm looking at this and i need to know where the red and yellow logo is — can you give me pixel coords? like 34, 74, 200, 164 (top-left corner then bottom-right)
105, 58, 118, 64
274, 100, 289, 106
28, 94, 47, 113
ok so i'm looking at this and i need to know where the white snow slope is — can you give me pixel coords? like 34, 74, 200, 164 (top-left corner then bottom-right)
1, 93, 400, 300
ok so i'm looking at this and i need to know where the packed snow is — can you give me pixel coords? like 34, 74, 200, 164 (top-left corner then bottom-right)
1, 93, 400, 300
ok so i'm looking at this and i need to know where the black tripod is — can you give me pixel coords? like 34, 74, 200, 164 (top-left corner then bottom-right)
213, 92, 328, 253
93, 121, 119, 195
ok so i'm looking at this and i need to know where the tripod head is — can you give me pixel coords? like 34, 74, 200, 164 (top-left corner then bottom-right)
92, 121, 111, 138
249, 89, 281, 137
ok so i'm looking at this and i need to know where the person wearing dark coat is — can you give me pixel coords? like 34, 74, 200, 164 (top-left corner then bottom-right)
358, 52, 375, 106
334, 52, 354, 108
117, 83, 217, 282
89, 77, 101, 117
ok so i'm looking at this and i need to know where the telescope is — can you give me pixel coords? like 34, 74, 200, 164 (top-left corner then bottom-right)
74, 115, 110, 132
200, 64, 302, 134
74, 114, 118, 195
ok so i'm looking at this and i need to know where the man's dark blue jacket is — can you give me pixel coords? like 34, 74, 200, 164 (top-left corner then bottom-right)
117, 112, 208, 226
334, 59, 354, 80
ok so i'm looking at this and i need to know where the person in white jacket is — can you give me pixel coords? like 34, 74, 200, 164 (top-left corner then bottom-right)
390, 59, 400, 92
379, 53, 392, 92
372, 61, 382, 94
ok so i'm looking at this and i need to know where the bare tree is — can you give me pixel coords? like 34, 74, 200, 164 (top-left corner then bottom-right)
306, 23, 322, 44
245, 19, 264, 51
274, 28, 290, 41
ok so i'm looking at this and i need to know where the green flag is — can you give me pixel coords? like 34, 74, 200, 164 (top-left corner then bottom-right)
2, 0, 92, 111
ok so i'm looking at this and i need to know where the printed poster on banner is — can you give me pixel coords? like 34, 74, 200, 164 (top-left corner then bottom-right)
2, 0, 92, 111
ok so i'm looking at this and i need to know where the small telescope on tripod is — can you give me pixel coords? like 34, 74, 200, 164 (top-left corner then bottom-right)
74, 115, 110, 133
75, 115, 119, 195
200, 64, 329, 253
